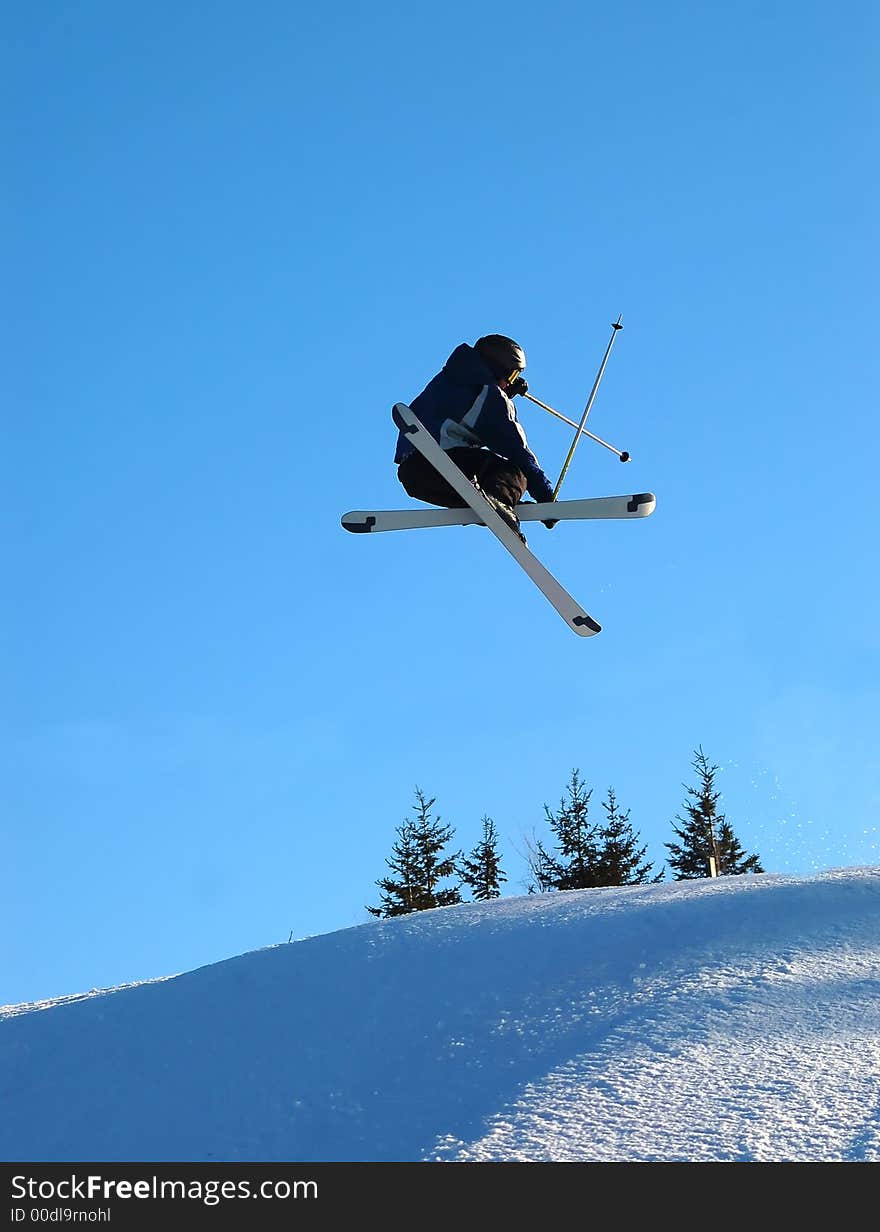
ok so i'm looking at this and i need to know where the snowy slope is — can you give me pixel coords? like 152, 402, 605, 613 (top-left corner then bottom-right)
2, 868, 879, 1162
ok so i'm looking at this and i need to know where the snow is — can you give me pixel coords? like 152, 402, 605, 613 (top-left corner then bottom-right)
2, 867, 879, 1163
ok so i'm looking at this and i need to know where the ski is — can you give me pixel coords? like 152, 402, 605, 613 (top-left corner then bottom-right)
342, 491, 655, 534
388, 403, 601, 637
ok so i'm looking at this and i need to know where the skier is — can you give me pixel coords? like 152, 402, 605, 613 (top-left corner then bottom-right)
393, 334, 557, 541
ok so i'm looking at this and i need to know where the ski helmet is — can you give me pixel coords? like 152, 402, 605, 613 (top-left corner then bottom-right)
474, 334, 526, 381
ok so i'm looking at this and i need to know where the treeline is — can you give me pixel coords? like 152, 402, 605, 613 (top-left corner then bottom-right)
367, 747, 764, 918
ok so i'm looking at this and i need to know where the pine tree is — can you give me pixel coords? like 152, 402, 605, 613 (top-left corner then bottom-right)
665, 748, 764, 879
532, 769, 603, 891
460, 815, 507, 901
367, 787, 462, 917
596, 787, 663, 885
366, 820, 421, 917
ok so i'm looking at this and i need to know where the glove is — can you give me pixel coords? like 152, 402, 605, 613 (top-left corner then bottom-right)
508, 376, 528, 398
540, 489, 557, 528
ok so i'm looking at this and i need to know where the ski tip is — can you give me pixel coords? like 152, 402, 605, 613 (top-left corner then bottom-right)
627, 492, 656, 515
573, 614, 602, 635
341, 513, 376, 533
391, 402, 411, 430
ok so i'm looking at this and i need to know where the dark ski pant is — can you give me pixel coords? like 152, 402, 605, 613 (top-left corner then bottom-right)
397, 446, 528, 511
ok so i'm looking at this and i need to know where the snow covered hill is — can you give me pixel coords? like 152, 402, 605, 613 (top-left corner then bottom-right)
2, 868, 879, 1162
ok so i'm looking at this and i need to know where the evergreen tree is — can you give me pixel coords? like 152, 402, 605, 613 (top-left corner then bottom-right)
533, 769, 603, 891
366, 820, 421, 917
596, 787, 663, 885
367, 787, 462, 917
665, 748, 764, 879
460, 815, 507, 901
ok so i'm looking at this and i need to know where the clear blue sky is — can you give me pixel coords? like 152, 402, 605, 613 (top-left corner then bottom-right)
5, 1, 878, 1006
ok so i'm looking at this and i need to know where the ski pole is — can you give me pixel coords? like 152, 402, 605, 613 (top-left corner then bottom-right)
551, 316, 623, 500
522, 392, 630, 462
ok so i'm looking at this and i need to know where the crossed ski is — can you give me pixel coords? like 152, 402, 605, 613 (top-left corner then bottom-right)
342, 492, 655, 534
340, 404, 654, 637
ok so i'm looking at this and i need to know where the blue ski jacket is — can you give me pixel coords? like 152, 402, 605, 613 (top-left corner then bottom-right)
393, 343, 555, 504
